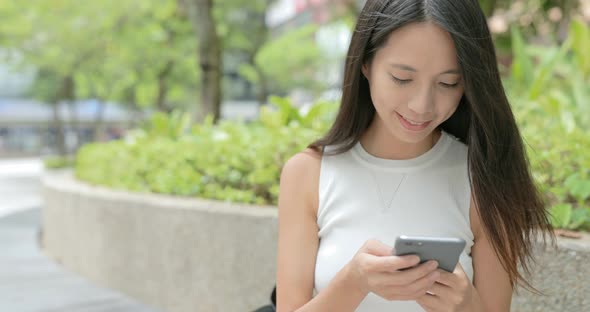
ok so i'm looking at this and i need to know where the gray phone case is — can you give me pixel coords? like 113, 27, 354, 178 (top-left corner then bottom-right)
393, 235, 466, 272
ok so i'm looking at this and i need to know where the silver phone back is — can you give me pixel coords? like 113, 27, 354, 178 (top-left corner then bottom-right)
394, 235, 466, 272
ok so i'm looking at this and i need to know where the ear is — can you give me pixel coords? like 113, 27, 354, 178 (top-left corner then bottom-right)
361, 63, 370, 81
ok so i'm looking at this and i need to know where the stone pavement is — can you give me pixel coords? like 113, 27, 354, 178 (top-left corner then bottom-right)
0, 208, 161, 312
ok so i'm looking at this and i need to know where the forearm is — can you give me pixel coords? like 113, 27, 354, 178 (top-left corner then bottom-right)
469, 287, 510, 312
294, 264, 368, 312
469, 285, 512, 312
469, 289, 487, 312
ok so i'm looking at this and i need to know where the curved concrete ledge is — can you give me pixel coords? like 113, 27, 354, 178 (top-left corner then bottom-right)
42, 171, 589, 311
42, 171, 278, 311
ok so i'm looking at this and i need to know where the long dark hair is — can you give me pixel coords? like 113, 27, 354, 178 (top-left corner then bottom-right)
310, 0, 554, 291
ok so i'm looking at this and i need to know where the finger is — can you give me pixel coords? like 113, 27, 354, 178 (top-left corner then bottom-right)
363, 239, 394, 257
391, 260, 439, 285
426, 282, 453, 299
416, 292, 439, 311
434, 269, 458, 287
372, 254, 421, 272
401, 269, 440, 296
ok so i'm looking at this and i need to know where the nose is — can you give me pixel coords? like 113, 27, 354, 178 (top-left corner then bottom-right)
407, 85, 435, 115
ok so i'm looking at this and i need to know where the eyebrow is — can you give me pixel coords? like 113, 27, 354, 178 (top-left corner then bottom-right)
390, 63, 461, 75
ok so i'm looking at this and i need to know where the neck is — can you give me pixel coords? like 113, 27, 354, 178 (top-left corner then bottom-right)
359, 120, 441, 160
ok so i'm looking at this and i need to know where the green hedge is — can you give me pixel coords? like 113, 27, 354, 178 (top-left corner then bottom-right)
74, 97, 590, 231
76, 97, 336, 205
44, 156, 75, 169
509, 20, 590, 231
523, 126, 590, 231
75, 21, 590, 231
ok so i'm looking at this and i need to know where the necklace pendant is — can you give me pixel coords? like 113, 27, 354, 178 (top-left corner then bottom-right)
370, 170, 407, 213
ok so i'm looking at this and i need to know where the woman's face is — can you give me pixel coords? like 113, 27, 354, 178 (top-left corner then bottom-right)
362, 21, 464, 144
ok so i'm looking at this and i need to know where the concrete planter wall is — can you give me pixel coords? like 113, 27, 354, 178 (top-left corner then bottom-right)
42, 172, 589, 311
42, 172, 278, 311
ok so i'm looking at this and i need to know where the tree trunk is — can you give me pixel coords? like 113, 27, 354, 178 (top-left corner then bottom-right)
156, 60, 175, 113
92, 100, 106, 141
255, 65, 268, 108
60, 76, 78, 152
187, 0, 222, 123
50, 101, 67, 157
66, 100, 77, 151
254, 6, 269, 109
122, 87, 142, 128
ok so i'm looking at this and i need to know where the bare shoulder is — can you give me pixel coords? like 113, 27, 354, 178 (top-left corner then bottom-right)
276, 148, 324, 310
280, 147, 323, 215
284, 147, 322, 169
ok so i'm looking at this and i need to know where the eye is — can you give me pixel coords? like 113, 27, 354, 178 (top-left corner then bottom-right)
439, 81, 459, 88
391, 75, 412, 85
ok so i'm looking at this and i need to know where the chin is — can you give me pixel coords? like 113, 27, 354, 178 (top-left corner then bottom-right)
397, 131, 432, 144
386, 126, 428, 143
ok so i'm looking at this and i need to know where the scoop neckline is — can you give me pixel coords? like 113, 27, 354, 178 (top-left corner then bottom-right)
351, 131, 451, 172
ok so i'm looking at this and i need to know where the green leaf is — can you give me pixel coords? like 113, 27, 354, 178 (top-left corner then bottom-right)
568, 208, 590, 230
570, 19, 590, 79
528, 37, 571, 100
269, 96, 303, 125
565, 174, 590, 202
544, 90, 567, 116
510, 26, 534, 89
303, 100, 339, 129
259, 105, 285, 128
255, 25, 326, 93
237, 63, 260, 84
549, 204, 573, 229
560, 110, 576, 133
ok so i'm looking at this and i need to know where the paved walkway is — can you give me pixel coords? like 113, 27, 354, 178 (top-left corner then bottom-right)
0, 158, 42, 218
0, 208, 161, 312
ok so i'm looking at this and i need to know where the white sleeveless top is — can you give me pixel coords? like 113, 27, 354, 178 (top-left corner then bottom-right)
314, 131, 474, 311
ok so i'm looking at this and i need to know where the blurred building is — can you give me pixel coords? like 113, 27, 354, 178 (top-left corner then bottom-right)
0, 50, 136, 157
0, 98, 135, 157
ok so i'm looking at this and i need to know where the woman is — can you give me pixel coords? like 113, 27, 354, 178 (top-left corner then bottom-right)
276, 0, 553, 311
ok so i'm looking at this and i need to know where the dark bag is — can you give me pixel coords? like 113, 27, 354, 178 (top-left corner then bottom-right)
252, 285, 276, 312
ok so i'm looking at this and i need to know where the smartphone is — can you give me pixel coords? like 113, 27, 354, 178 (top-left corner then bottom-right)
393, 235, 466, 272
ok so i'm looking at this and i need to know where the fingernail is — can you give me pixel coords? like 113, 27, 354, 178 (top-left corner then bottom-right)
429, 261, 438, 269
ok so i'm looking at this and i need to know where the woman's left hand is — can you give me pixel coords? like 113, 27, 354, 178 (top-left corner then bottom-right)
416, 263, 480, 312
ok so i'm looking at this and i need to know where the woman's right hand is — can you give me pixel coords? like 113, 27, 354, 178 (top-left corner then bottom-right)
346, 239, 441, 301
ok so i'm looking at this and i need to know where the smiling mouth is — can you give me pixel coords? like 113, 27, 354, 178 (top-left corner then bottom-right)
401, 116, 429, 125
396, 112, 432, 130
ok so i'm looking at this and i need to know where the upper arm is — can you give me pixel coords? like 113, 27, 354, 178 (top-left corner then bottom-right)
276, 148, 322, 312
470, 196, 513, 311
